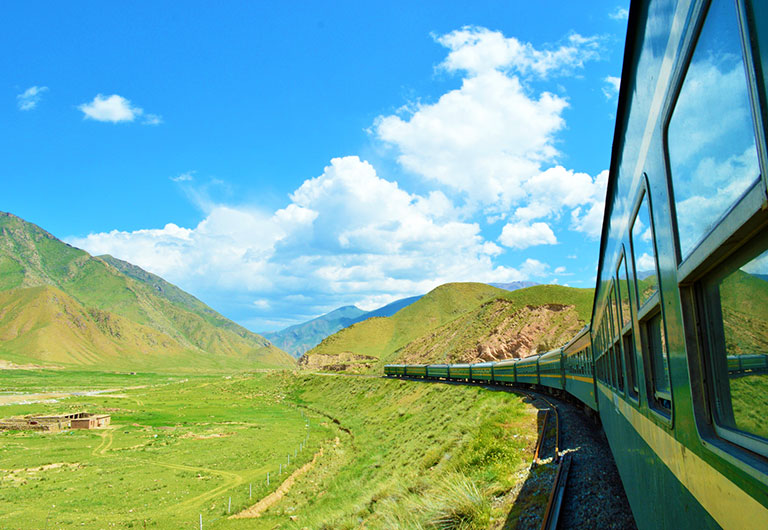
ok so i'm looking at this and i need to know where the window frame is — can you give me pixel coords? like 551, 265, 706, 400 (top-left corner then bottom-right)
629, 180, 673, 419
660, 0, 768, 462
616, 248, 640, 401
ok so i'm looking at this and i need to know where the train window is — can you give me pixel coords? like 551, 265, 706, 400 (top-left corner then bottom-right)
617, 254, 631, 328
617, 253, 639, 399
702, 242, 768, 453
631, 193, 659, 309
667, 0, 761, 260
645, 309, 672, 411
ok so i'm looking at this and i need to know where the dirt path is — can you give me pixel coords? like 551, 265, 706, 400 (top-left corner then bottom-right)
150, 460, 244, 514
92, 426, 117, 455
230, 441, 333, 519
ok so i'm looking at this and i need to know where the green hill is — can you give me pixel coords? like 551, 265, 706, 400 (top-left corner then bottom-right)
300, 282, 509, 371
0, 212, 294, 371
301, 283, 593, 372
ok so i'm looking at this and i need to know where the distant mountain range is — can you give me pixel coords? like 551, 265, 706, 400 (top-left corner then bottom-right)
264, 295, 424, 358
0, 212, 294, 371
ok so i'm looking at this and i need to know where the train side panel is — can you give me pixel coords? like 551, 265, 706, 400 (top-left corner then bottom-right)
515, 356, 539, 385
493, 359, 516, 384
450, 363, 471, 381
538, 349, 564, 391
470, 362, 493, 382
563, 328, 598, 411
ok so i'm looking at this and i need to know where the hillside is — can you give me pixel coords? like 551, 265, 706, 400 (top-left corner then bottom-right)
300, 282, 508, 371
263, 305, 367, 358
264, 295, 424, 358
301, 283, 593, 372
0, 212, 294, 370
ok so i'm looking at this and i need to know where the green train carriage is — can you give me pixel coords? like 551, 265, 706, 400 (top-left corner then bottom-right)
514, 355, 539, 386
469, 362, 493, 383
449, 363, 471, 381
538, 349, 564, 391
563, 326, 598, 411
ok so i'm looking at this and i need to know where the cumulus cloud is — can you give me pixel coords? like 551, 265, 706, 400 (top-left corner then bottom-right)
17, 86, 48, 110
570, 169, 608, 238
70, 156, 539, 325
376, 71, 567, 209
78, 94, 162, 124
374, 26, 605, 224
499, 221, 557, 250
436, 26, 601, 78
603, 76, 621, 99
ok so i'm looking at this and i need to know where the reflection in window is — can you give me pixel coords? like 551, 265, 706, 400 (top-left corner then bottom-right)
709, 248, 768, 442
631, 195, 658, 308
667, 0, 760, 259
617, 255, 631, 328
646, 311, 671, 408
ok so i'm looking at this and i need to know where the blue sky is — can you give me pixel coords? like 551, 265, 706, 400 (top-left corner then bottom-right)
3, 1, 629, 331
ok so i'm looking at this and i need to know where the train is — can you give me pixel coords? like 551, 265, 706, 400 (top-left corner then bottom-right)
386, 0, 768, 528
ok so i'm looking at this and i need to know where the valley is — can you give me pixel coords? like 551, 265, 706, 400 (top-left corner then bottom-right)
0, 369, 540, 529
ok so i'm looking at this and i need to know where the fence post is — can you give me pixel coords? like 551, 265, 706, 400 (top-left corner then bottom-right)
199, 513, 202, 530
228, 496, 231, 514
267, 471, 270, 485
249, 483, 252, 499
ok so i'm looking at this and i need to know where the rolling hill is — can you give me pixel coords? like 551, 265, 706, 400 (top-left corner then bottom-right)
0, 212, 294, 371
263, 295, 424, 358
300, 283, 593, 372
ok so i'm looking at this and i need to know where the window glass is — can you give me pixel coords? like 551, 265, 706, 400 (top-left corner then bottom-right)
611, 285, 621, 339
631, 195, 658, 308
667, 0, 760, 259
646, 311, 671, 405
618, 255, 632, 328
707, 248, 768, 442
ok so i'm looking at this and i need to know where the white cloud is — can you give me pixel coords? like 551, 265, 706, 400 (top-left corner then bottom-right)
436, 26, 601, 78
78, 94, 162, 124
554, 266, 566, 274
374, 26, 606, 229
17, 86, 48, 110
602, 76, 621, 99
609, 7, 629, 21
71, 156, 540, 325
498, 221, 557, 250
171, 172, 195, 182
143, 113, 163, 126
570, 169, 608, 238
253, 299, 270, 309
375, 70, 567, 209
520, 258, 550, 278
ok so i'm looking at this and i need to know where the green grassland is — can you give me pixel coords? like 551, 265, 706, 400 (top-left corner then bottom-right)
0, 371, 538, 529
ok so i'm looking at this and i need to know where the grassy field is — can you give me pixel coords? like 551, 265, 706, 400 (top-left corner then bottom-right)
0, 370, 539, 529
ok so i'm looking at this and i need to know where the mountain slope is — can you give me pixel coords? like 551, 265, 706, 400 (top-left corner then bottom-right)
349, 295, 423, 323
301, 283, 593, 372
265, 295, 425, 358
0, 212, 293, 370
300, 282, 507, 371
263, 305, 367, 358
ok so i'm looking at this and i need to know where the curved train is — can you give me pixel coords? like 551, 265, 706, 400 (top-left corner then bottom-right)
386, 1, 768, 528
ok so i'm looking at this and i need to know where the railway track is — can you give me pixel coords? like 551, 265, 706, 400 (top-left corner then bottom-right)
518, 389, 570, 530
